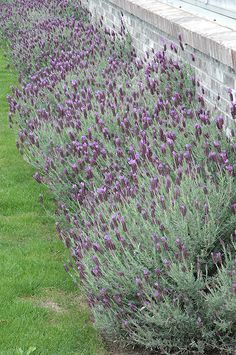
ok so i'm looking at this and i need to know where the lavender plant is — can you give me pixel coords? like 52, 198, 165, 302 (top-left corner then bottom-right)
1, 0, 236, 353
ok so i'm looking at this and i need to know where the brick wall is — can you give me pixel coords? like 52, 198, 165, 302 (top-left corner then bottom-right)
80, 0, 236, 129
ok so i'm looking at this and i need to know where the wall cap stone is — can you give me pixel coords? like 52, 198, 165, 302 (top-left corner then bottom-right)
108, 0, 236, 69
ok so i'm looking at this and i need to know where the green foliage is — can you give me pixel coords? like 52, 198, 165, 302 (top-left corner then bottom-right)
16, 347, 37, 355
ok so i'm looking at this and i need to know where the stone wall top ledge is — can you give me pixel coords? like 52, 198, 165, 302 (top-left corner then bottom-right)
108, 0, 236, 69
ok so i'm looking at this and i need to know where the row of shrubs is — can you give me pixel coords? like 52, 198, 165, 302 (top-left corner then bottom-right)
1, 0, 236, 353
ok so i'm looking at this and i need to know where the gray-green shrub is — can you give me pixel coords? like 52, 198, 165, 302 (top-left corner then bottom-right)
1, 0, 236, 353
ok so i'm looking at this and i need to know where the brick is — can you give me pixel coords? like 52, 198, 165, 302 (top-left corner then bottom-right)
223, 73, 235, 88
82, 0, 236, 121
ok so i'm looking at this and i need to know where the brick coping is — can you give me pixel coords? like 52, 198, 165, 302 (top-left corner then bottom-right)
108, 0, 236, 69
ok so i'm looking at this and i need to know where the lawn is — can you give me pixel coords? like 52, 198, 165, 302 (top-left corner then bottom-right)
0, 44, 106, 355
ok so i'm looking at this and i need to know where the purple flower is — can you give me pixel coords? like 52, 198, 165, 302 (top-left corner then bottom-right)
163, 259, 171, 270
135, 277, 142, 288
211, 252, 222, 265
92, 255, 100, 265
216, 116, 224, 130
92, 243, 103, 253
155, 268, 162, 276
161, 237, 168, 251
122, 320, 129, 329
195, 124, 202, 137
33, 172, 43, 183
143, 268, 149, 280
231, 203, 236, 214
91, 265, 102, 277
154, 290, 162, 299
180, 204, 187, 217
104, 235, 116, 250
227, 88, 234, 102
113, 294, 122, 305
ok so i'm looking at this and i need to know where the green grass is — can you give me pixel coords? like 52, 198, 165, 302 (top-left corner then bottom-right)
0, 45, 107, 355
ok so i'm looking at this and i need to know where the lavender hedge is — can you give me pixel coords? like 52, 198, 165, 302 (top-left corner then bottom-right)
1, 0, 236, 353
